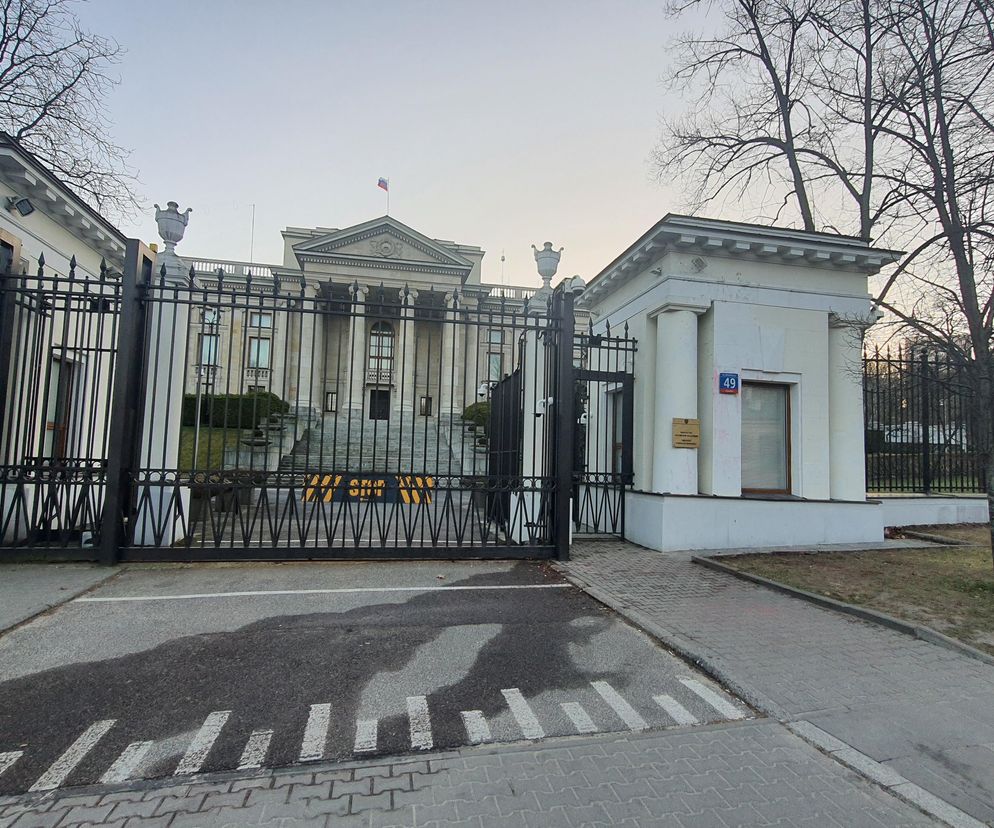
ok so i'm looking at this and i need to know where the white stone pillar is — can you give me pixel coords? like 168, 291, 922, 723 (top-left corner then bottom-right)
829, 316, 867, 500
651, 306, 704, 495
397, 287, 418, 413
134, 246, 191, 546
295, 286, 317, 415
346, 283, 368, 410
439, 291, 458, 416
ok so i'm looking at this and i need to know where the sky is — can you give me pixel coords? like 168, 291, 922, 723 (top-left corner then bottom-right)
80, 0, 710, 288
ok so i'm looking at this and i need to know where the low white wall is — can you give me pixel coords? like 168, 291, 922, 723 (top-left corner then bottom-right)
878, 496, 988, 527
625, 491, 883, 552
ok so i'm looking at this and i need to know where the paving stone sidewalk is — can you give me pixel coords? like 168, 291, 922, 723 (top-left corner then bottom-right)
562, 540, 994, 825
0, 720, 938, 827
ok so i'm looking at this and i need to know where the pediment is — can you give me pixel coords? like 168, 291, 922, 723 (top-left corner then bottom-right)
293, 217, 472, 271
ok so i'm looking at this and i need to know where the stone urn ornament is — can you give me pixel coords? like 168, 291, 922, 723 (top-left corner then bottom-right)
154, 201, 192, 251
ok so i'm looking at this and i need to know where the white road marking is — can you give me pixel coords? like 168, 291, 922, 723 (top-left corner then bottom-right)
561, 701, 598, 734
76, 584, 571, 603
101, 741, 153, 784
591, 681, 648, 731
653, 694, 699, 726
354, 719, 378, 753
407, 696, 433, 750
30, 719, 116, 792
300, 703, 331, 762
678, 678, 747, 720
501, 688, 545, 740
175, 710, 231, 776
0, 751, 23, 778
238, 729, 273, 770
460, 710, 493, 744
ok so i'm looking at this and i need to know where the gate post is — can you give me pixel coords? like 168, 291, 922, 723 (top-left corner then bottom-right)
99, 240, 154, 564
553, 277, 584, 560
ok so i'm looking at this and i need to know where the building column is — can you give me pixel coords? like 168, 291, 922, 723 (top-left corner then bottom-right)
346, 283, 368, 410
462, 297, 481, 405
829, 315, 868, 500
439, 291, 459, 416
397, 287, 418, 413
651, 305, 704, 495
295, 286, 318, 415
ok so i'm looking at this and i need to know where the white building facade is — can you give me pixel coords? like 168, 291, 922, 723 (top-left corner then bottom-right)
580, 214, 903, 551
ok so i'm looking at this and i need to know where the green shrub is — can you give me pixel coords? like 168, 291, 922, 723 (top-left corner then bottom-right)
182, 392, 290, 431
462, 401, 491, 432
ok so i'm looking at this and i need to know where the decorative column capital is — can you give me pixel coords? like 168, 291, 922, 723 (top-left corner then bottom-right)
350, 282, 369, 301
399, 287, 419, 303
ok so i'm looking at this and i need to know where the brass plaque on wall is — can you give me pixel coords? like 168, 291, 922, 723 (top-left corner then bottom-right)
672, 418, 701, 448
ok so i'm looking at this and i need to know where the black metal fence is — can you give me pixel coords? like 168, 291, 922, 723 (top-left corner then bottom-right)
0, 242, 637, 562
864, 345, 990, 494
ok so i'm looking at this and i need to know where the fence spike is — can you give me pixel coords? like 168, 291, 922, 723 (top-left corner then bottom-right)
99, 257, 108, 281
159, 263, 167, 285
188, 265, 196, 286
36, 252, 45, 277
68, 255, 77, 280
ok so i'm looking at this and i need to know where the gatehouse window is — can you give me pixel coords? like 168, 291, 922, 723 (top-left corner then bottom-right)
741, 382, 790, 494
325, 391, 338, 412
249, 311, 273, 328
487, 351, 503, 382
419, 395, 433, 416
487, 329, 504, 346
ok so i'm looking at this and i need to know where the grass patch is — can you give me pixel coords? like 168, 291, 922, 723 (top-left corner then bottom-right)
178, 426, 245, 471
721, 525, 994, 655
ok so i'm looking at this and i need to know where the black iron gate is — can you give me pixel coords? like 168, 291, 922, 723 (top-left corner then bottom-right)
570, 320, 636, 537
0, 244, 637, 562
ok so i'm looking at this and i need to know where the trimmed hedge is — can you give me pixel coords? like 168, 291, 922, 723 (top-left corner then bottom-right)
182, 391, 290, 431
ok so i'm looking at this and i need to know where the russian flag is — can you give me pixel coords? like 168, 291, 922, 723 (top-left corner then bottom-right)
377, 177, 389, 192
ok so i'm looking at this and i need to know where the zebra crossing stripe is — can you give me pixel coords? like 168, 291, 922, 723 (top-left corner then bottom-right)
591, 681, 648, 731
501, 688, 545, 740
175, 711, 231, 776
654, 694, 699, 726
678, 678, 746, 720
0, 751, 23, 778
561, 701, 598, 734
300, 703, 331, 762
460, 710, 492, 744
30, 719, 116, 792
101, 741, 153, 784
238, 729, 273, 770
407, 696, 433, 750
354, 719, 378, 753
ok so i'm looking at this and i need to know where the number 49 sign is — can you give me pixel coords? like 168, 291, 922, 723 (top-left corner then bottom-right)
719, 372, 739, 394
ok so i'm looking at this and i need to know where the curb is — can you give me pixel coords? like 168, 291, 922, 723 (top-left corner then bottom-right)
0, 567, 121, 639
692, 555, 994, 668
553, 564, 791, 721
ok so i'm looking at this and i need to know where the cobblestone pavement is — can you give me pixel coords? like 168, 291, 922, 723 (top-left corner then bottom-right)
562, 540, 994, 825
0, 720, 939, 827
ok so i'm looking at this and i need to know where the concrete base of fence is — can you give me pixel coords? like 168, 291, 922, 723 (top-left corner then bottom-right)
877, 494, 988, 527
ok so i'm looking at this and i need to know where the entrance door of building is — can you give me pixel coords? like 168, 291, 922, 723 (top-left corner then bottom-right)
369, 388, 390, 420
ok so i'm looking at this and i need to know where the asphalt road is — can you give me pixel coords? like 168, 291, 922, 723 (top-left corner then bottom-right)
0, 560, 750, 795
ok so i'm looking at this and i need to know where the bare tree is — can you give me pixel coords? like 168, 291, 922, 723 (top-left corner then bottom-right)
656, 0, 994, 561
0, 0, 137, 216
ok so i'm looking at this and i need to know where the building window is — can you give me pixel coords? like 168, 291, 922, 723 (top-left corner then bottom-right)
249, 311, 273, 328
248, 336, 271, 369
246, 385, 267, 394
487, 352, 503, 382
199, 333, 219, 366
419, 395, 433, 416
325, 391, 338, 412
369, 321, 394, 375
741, 382, 790, 494
369, 389, 390, 420
487, 329, 504, 346
202, 307, 221, 325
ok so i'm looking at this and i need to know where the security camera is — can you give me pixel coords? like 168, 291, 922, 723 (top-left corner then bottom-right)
5, 196, 34, 217
477, 382, 489, 398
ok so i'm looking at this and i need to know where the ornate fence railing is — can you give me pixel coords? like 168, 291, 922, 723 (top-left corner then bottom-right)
864, 346, 990, 494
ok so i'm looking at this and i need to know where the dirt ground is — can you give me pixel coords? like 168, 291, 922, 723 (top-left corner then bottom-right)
722, 524, 994, 655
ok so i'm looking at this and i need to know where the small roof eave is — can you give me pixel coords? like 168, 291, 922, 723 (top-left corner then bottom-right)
579, 213, 904, 308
